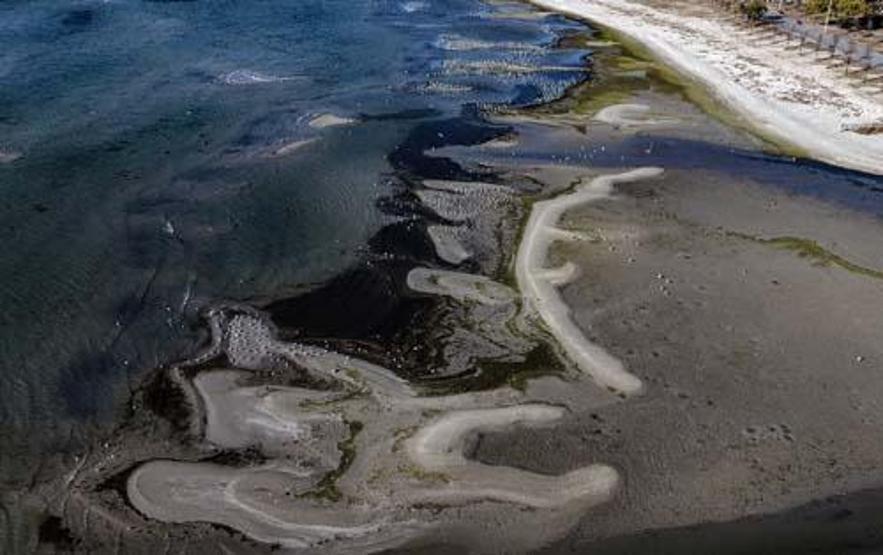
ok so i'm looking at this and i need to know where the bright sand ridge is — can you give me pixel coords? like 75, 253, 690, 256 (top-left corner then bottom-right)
516, 167, 664, 396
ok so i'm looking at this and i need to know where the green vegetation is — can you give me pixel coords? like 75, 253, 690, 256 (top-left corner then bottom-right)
740, 0, 768, 21
805, 0, 877, 19
765, 236, 883, 279
401, 463, 451, 484
731, 232, 883, 279
420, 341, 566, 395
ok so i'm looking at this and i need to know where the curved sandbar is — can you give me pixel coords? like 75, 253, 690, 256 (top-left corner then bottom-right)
516, 167, 664, 395
594, 103, 674, 129
127, 461, 400, 550
529, 0, 883, 175
405, 404, 618, 508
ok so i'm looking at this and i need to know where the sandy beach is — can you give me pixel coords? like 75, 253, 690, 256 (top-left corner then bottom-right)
529, 0, 883, 175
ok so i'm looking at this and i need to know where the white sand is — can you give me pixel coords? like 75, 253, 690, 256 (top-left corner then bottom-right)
193, 370, 346, 466
530, 0, 883, 175
516, 167, 664, 395
308, 114, 356, 129
594, 102, 675, 128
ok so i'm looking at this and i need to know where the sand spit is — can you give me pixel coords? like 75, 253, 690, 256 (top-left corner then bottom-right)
529, 0, 883, 175
406, 405, 618, 508
194, 370, 347, 461
594, 103, 674, 128
214, 309, 417, 403
516, 167, 664, 395
407, 81, 474, 95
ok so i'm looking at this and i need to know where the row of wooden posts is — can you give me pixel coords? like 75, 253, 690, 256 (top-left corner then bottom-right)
717, 0, 883, 90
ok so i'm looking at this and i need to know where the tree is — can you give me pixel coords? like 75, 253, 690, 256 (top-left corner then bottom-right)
805, 0, 873, 19
740, 0, 768, 20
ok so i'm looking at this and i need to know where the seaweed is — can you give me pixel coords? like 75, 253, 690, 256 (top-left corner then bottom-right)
301, 420, 363, 502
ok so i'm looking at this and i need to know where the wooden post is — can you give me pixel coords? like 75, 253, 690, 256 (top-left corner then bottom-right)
823, 0, 833, 38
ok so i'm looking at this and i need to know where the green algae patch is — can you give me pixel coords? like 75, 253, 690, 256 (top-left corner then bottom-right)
767, 237, 883, 280
302, 420, 364, 502
419, 341, 566, 395
526, 30, 660, 119
478, 341, 566, 391
732, 232, 883, 280
401, 463, 451, 484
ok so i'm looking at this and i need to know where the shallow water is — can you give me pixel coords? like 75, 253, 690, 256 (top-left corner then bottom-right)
3, 0, 883, 542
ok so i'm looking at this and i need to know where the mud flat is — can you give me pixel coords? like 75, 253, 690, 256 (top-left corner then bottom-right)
475, 164, 883, 549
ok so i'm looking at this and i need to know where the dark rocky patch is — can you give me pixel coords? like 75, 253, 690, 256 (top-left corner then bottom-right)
38, 515, 77, 550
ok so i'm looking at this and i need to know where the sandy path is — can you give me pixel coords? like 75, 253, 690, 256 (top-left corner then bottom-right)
529, 0, 883, 175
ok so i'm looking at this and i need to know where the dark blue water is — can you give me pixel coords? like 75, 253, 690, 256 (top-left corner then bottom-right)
0, 0, 590, 469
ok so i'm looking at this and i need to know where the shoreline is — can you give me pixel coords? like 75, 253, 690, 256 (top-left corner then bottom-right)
14, 1, 883, 552
527, 0, 883, 176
